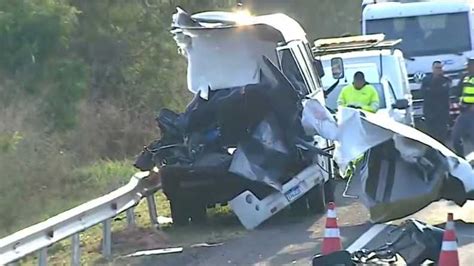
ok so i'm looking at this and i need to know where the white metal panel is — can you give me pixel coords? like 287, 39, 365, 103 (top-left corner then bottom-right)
230, 163, 328, 230
254, 13, 308, 43
175, 26, 280, 94
174, 11, 310, 94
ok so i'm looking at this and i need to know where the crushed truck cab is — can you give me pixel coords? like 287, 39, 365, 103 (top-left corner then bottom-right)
135, 8, 336, 229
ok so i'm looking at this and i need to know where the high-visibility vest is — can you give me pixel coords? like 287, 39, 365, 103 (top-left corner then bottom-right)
337, 84, 380, 113
461, 76, 474, 104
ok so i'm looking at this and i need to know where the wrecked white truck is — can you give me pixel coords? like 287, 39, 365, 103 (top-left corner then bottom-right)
134, 8, 336, 229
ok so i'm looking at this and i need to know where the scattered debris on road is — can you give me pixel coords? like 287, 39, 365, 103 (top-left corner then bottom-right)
157, 216, 173, 225
190, 242, 224, 248
312, 206, 463, 265
124, 247, 183, 258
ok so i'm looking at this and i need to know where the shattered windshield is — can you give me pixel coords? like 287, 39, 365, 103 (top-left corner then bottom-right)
366, 12, 471, 57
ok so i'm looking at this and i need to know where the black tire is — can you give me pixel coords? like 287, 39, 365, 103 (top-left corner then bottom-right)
170, 196, 208, 226
290, 196, 308, 216
189, 201, 207, 224
333, 164, 344, 180
324, 178, 336, 204
307, 184, 326, 214
170, 197, 189, 226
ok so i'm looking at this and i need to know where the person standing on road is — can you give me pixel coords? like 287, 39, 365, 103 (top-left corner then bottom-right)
337, 71, 380, 113
451, 58, 474, 156
337, 72, 379, 197
421, 61, 451, 144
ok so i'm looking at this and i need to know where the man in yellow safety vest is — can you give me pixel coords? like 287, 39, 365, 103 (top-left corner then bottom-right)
337, 71, 380, 113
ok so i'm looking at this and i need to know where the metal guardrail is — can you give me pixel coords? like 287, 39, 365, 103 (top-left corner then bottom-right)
0, 171, 162, 266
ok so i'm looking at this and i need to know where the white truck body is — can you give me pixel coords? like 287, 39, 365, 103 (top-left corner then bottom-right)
362, 0, 474, 118
174, 10, 333, 229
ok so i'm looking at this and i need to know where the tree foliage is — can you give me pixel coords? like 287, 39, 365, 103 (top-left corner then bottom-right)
245, 0, 361, 39
0, 0, 359, 154
0, 0, 236, 132
0, 0, 86, 130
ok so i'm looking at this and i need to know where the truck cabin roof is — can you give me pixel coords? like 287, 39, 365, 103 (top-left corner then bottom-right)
171, 8, 310, 94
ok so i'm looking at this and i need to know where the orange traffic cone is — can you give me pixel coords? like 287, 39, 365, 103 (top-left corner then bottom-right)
321, 202, 342, 255
438, 213, 459, 266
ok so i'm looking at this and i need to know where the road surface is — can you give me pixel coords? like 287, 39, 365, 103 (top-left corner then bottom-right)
130, 182, 474, 265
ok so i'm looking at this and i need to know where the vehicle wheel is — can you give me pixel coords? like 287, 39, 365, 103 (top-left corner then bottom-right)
333, 163, 345, 180
324, 179, 336, 204
307, 184, 326, 214
170, 197, 189, 226
189, 201, 207, 224
290, 196, 308, 216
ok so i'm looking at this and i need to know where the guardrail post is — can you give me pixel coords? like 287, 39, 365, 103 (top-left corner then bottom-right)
126, 207, 136, 227
146, 195, 159, 229
102, 219, 112, 260
71, 233, 81, 266
38, 248, 47, 266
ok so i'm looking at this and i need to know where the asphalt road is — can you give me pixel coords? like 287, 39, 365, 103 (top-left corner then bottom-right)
133, 183, 474, 266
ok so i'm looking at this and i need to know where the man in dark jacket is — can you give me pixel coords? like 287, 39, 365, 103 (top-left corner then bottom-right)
421, 61, 452, 143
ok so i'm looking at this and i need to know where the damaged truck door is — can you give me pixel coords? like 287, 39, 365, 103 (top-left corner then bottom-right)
134, 8, 336, 229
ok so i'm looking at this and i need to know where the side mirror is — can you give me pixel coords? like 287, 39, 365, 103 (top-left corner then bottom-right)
331, 57, 344, 80
392, 99, 409, 109
313, 59, 325, 78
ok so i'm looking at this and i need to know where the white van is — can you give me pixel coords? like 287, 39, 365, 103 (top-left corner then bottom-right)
313, 34, 413, 125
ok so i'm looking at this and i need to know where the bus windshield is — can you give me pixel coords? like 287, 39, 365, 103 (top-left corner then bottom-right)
366, 12, 471, 57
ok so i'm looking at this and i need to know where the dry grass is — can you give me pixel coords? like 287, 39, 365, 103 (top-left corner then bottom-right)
0, 98, 155, 236
66, 101, 157, 162
0, 75, 161, 233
